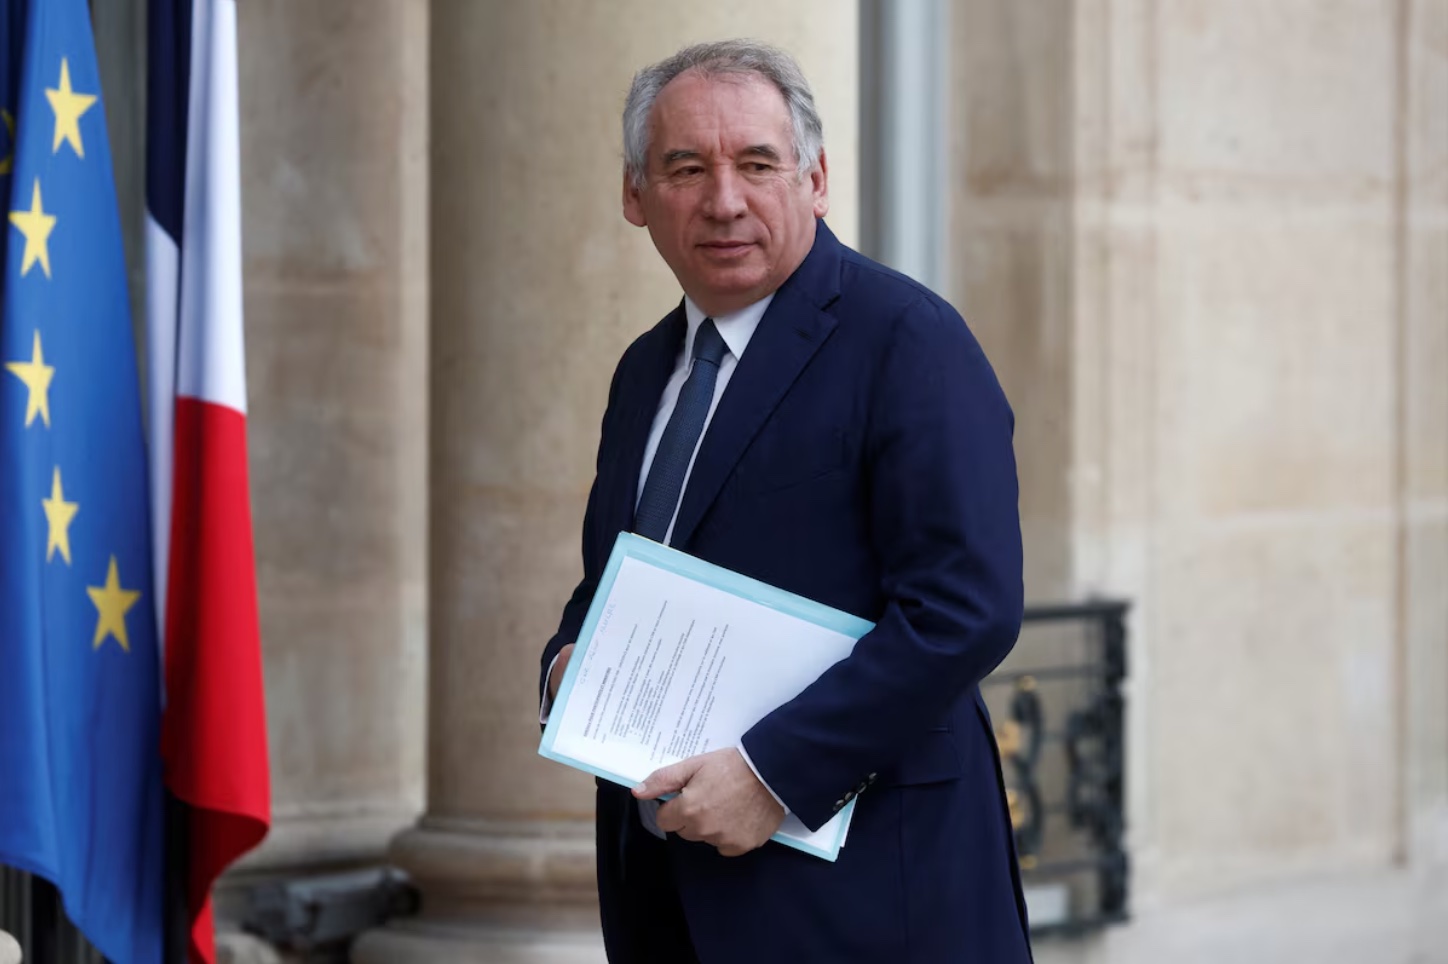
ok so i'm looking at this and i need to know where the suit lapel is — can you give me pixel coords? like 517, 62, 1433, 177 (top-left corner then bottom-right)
599, 307, 685, 546
670, 297, 837, 548
670, 222, 845, 548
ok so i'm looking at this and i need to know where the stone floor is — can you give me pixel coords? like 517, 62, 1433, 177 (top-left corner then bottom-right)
223, 862, 1448, 963
1035, 865, 1448, 964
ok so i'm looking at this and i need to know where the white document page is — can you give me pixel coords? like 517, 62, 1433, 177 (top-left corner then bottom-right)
541, 539, 869, 860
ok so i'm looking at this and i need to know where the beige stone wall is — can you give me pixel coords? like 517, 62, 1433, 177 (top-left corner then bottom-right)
1403, 0, 1448, 862
1090, 0, 1442, 896
235, 0, 430, 868
949, 2, 1076, 604
953, 0, 1448, 934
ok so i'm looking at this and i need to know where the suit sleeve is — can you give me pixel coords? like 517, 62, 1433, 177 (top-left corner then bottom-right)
537, 483, 604, 706
538, 358, 628, 706
740, 296, 1024, 831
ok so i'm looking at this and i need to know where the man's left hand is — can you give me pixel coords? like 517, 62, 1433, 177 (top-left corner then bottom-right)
634, 748, 786, 857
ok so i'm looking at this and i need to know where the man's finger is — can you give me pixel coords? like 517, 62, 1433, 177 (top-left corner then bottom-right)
655, 796, 686, 834
634, 756, 701, 798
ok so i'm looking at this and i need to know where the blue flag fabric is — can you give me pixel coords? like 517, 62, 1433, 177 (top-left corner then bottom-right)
0, 1, 166, 961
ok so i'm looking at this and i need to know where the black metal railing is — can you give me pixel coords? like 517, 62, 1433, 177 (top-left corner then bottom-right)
987, 599, 1130, 938
0, 868, 103, 963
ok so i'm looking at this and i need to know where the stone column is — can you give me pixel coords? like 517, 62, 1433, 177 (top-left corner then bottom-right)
231, 0, 431, 883
354, 4, 857, 961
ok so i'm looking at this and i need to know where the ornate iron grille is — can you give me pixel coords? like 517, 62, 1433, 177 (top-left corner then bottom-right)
986, 599, 1130, 937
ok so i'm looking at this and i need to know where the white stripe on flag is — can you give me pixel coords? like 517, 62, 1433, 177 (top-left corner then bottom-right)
178, 0, 246, 413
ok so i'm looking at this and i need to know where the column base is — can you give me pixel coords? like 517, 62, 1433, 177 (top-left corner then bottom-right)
1410, 803, 1448, 868
353, 921, 605, 964
216, 932, 284, 964
351, 816, 603, 964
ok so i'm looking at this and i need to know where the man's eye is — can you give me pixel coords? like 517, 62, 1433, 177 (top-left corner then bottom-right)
672, 166, 704, 178
745, 163, 773, 173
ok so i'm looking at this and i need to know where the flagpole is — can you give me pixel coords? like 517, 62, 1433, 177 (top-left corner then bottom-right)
164, 796, 190, 964
30, 878, 57, 964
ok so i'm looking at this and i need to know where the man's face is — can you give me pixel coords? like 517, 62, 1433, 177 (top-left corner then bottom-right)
623, 70, 829, 317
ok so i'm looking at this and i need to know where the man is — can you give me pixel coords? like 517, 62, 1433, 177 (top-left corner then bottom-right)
539, 40, 1031, 963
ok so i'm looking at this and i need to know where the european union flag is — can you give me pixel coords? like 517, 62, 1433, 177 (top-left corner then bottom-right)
0, 0, 166, 961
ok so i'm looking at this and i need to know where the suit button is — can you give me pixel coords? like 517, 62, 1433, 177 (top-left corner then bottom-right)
867, 772, 878, 784
855, 781, 868, 794
834, 799, 846, 811
844, 790, 856, 802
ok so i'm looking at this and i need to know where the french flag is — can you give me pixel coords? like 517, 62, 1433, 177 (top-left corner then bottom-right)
147, 1, 270, 961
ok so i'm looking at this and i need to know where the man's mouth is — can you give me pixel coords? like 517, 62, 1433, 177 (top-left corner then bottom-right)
699, 240, 755, 256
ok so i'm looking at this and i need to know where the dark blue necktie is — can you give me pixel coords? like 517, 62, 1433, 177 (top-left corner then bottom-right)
629, 318, 726, 840
634, 318, 727, 544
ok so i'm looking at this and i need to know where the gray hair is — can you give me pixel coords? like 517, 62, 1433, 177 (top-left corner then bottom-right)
622, 40, 825, 189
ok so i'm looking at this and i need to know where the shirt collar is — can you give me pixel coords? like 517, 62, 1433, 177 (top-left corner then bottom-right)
682, 294, 773, 363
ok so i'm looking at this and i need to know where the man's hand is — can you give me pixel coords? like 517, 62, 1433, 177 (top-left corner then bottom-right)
634, 748, 786, 857
548, 643, 575, 701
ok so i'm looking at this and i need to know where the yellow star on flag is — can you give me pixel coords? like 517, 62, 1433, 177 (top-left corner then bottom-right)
88, 556, 141, 652
46, 58, 96, 158
43, 467, 79, 564
5, 329, 55, 427
9, 179, 56, 278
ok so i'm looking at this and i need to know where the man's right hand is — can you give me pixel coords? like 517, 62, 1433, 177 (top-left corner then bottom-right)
548, 643, 575, 701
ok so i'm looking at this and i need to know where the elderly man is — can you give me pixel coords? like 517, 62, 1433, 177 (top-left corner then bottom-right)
540, 40, 1031, 963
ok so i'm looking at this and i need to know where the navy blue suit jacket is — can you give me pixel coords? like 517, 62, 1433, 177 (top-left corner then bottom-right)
541, 222, 1032, 962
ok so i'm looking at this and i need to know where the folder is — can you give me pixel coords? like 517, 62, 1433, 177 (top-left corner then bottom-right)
539, 532, 872, 861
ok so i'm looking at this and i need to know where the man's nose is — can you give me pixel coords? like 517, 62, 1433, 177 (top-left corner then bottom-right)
702, 168, 747, 220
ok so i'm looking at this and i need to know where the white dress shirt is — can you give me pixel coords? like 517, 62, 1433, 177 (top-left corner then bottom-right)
542, 293, 789, 814
636, 294, 772, 544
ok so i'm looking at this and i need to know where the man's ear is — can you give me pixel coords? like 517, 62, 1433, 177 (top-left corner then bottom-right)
810, 149, 830, 219
622, 171, 647, 227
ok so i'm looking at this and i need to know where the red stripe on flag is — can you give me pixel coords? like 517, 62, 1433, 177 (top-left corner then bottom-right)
162, 396, 270, 964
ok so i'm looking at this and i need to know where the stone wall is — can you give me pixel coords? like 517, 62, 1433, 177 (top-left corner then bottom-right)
953, 0, 1448, 958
